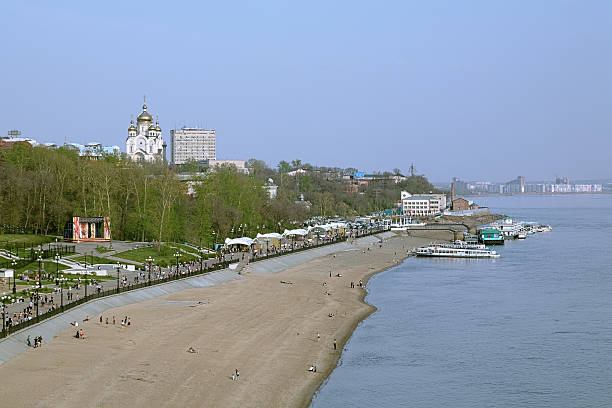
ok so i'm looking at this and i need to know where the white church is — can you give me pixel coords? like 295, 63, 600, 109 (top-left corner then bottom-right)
126, 100, 166, 162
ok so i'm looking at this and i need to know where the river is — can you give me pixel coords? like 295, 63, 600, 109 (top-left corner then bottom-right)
311, 194, 612, 407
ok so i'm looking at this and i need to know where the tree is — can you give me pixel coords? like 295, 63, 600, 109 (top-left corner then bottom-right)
154, 167, 182, 250
277, 160, 290, 188
290, 159, 302, 170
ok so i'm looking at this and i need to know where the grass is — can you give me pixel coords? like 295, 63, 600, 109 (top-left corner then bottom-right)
95, 246, 112, 254
70, 255, 113, 265
0, 234, 56, 247
3, 247, 51, 259
14, 260, 70, 275
168, 242, 200, 253
15, 280, 55, 285
113, 244, 207, 267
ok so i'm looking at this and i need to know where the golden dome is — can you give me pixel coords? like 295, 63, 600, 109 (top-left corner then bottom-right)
148, 124, 156, 131
137, 104, 153, 122
128, 120, 137, 132
155, 120, 161, 132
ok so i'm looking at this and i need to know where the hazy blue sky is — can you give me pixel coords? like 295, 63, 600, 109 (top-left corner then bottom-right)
1, 1, 610, 182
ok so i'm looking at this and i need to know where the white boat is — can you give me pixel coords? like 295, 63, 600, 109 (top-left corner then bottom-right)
517, 232, 527, 239
416, 244, 500, 258
439, 240, 487, 249
490, 217, 523, 239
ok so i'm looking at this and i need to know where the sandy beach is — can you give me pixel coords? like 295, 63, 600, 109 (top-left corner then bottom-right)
0, 234, 442, 407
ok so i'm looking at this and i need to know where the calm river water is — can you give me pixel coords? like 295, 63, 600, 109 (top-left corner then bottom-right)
311, 194, 612, 407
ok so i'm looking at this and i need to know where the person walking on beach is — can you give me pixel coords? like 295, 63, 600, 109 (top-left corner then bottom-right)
99, 315, 103, 324
113, 315, 116, 325
333, 339, 337, 350
317, 332, 320, 342
235, 368, 239, 381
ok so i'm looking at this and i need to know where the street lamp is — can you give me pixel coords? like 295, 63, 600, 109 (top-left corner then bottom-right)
35, 282, 40, 319
174, 252, 181, 275
59, 276, 65, 308
2, 295, 6, 334
37, 253, 43, 289
54, 253, 61, 282
198, 247, 204, 273
116, 262, 121, 292
11, 259, 17, 294
146, 256, 154, 284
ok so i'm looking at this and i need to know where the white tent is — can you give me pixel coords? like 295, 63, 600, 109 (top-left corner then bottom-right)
329, 222, 347, 229
308, 225, 331, 232
224, 237, 255, 247
256, 232, 283, 240
282, 229, 309, 237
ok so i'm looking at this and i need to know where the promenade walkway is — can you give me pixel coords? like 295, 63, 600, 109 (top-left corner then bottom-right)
0, 230, 390, 365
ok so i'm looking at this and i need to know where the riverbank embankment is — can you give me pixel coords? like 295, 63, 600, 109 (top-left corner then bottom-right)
0, 233, 438, 408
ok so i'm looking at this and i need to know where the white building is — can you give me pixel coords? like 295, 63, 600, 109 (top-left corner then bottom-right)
67, 142, 121, 160
170, 127, 216, 165
208, 159, 249, 174
400, 191, 447, 216
126, 102, 166, 162
265, 184, 278, 199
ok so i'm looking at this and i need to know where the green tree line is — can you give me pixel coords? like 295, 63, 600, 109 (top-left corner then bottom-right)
0, 144, 437, 247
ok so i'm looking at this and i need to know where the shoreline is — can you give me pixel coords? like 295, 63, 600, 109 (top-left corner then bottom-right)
299, 243, 408, 408
0, 233, 447, 407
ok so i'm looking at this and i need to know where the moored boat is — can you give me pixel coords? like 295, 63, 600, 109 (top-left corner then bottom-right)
478, 228, 505, 245
416, 244, 500, 258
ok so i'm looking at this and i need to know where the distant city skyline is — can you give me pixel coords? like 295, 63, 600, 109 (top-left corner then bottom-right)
1, 1, 611, 181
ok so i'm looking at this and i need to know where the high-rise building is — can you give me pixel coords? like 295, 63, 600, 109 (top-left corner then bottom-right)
126, 101, 166, 162
170, 127, 216, 165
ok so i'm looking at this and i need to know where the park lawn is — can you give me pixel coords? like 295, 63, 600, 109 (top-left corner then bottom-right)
114, 245, 202, 267
167, 242, 202, 253
15, 280, 55, 285
3, 247, 49, 259
15, 260, 70, 275
0, 234, 56, 247
95, 246, 112, 254
70, 255, 113, 265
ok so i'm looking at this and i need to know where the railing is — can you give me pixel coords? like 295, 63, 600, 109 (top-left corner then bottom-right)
1, 227, 387, 339
1, 259, 233, 338
0, 241, 76, 261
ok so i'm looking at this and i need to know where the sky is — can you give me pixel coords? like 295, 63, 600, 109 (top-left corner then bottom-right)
1, 1, 611, 183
